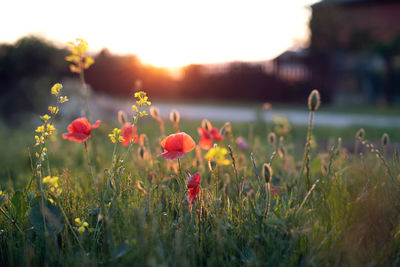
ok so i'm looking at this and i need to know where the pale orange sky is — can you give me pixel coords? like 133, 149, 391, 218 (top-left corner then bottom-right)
1, 0, 320, 68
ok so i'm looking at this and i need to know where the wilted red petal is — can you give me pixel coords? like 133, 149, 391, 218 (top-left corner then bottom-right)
158, 151, 187, 159
187, 173, 201, 204
62, 132, 89, 143
187, 173, 201, 188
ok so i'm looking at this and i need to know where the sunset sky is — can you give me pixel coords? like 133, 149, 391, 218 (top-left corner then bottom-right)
1, 0, 320, 68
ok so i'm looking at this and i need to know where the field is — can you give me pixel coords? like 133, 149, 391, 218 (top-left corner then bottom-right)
1, 40, 400, 266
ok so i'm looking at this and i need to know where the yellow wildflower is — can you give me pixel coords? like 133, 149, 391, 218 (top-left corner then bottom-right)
46, 124, 56, 134
75, 217, 89, 233
66, 38, 94, 73
108, 128, 123, 144
42, 176, 59, 188
139, 110, 148, 117
134, 91, 151, 107
59, 96, 69, 103
51, 83, 62, 96
205, 147, 230, 166
40, 114, 51, 123
35, 125, 45, 133
48, 106, 59, 114
132, 105, 138, 113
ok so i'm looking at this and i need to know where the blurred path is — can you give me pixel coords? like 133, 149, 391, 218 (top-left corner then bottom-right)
90, 94, 400, 128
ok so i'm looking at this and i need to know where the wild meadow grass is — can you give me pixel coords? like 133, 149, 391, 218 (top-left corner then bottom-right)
1, 39, 400, 266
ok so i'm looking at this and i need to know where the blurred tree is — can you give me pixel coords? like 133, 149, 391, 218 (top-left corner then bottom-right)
0, 36, 69, 124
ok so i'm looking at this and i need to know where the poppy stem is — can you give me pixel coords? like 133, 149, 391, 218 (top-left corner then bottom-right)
177, 158, 183, 183
84, 141, 98, 198
264, 182, 271, 218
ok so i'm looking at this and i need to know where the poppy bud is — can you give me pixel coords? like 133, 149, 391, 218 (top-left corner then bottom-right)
118, 110, 127, 125
356, 128, 365, 140
208, 161, 216, 172
308, 89, 321, 111
268, 132, 276, 145
262, 163, 273, 183
170, 109, 180, 124
201, 119, 212, 131
139, 146, 145, 159
278, 145, 286, 159
150, 106, 160, 120
220, 122, 230, 137
381, 133, 389, 146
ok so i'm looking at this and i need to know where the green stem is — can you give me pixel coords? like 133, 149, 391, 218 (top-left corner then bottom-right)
84, 141, 98, 198
57, 199, 87, 254
264, 183, 271, 218
0, 207, 23, 233
299, 111, 314, 193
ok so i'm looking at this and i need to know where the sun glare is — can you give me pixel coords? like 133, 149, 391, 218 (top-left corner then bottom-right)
1, 0, 317, 68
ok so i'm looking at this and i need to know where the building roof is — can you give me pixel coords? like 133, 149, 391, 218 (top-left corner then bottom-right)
312, 0, 397, 7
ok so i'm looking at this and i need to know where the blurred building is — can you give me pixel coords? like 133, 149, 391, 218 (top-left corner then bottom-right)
274, 0, 400, 105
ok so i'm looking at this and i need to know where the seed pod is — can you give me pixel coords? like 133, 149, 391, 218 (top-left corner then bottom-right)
118, 110, 127, 125
169, 109, 180, 124
356, 128, 365, 140
150, 106, 160, 119
201, 119, 212, 131
262, 163, 273, 183
381, 133, 389, 146
268, 132, 276, 145
308, 89, 321, 111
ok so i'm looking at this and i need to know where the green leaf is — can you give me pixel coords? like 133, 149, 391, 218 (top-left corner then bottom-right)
29, 197, 64, 237
11, 191, 28, 219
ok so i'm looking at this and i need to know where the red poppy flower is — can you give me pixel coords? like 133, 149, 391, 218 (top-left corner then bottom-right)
158, 132, 196, 159
121, 122, 139, 146
62, 117, 101, 143
187, 173, 200, 204
198, 127, 225, 150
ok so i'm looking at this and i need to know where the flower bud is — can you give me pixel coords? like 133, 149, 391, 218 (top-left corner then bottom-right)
201, 119, 212, 131
150, 106, 160, 119
356, 128, 365, 140
262, 163, 273, 183
268, 132, 276, 145
381, 133, 389, 146
118, 110, 127, 125
308, 89, 321, 111
139, 146, 145, 159
170, 109, 180, 124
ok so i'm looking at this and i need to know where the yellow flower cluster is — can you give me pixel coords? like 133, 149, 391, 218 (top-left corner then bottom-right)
205, 147, 230, 166
75, 218, 89, 233
134, 91, 151, 107
65, 38, 95, 73
42, 176, 62, 198
108, 128, 124, 144
35, 124, 56, 137
51, 83, 62, 96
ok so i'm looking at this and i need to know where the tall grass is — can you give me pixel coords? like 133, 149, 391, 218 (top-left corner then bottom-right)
0, 41, 399, 266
